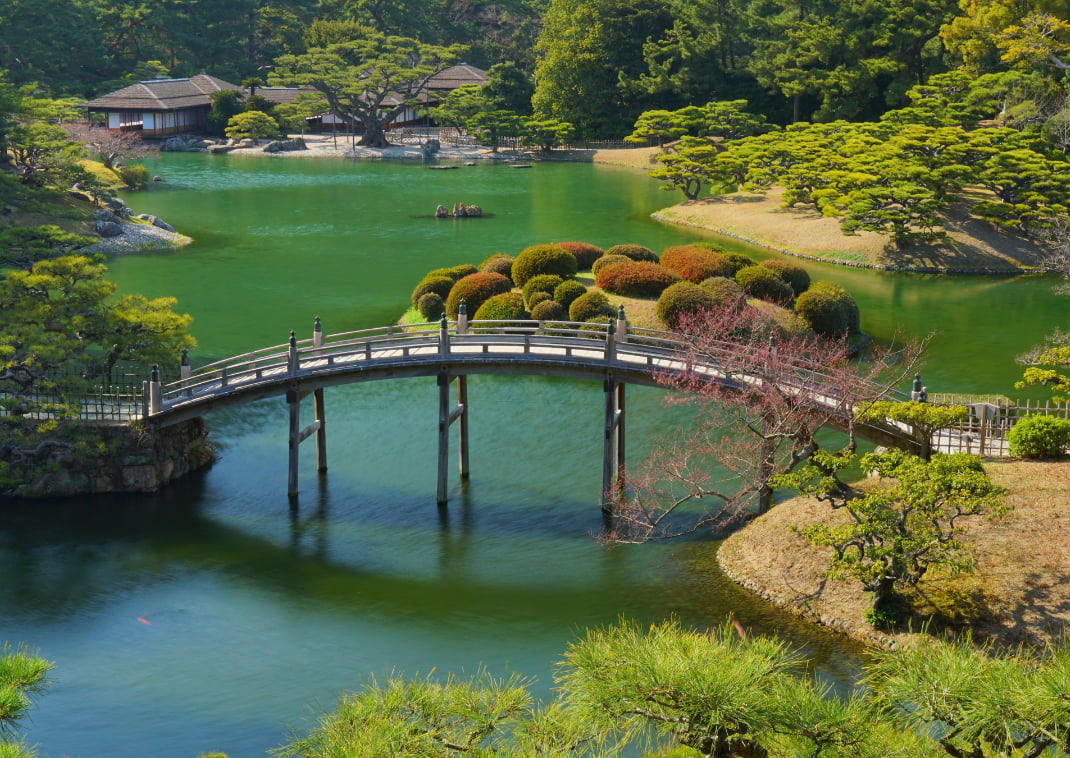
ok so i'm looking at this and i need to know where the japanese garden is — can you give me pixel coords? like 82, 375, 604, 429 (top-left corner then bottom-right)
4, 0, 1070, 756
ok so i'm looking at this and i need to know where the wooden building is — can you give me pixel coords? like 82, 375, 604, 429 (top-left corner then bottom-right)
83, 74, 242, 137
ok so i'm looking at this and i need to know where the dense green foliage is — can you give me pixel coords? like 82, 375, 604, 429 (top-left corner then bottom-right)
520, 274, 564, 308
552, 279, 588, 309
1008, 414, 1070, 458
656, 281, 719, 328
510, 244, 577, 287
568, 291, 614, 322
416, 292, 445, 321
794, 281, 859, 337
659, 244, 732, 282
530, 299, 567, 321
735, 265, 794, 303
602, 243, 658, 262
410, 275, 454, 308
473, 292, 528, 321
444, 271, 513, 318
552, 241, 604, 270
699, 276, 747, 308
0, 643, 53, 758
595, 259, 680, 297
590, 254, 630, 276
478, 253, 514, 278
759, 259, 810, 295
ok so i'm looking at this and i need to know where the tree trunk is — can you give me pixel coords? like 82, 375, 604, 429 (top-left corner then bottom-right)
359, 120, 391, 148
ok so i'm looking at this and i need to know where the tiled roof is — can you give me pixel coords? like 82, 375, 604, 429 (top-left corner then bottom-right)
85, 74, 241, 111
425, 64, 487, 90
256, 86, 322, 105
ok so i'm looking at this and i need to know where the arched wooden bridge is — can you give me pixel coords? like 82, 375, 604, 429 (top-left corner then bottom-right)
144, 311, 914, 508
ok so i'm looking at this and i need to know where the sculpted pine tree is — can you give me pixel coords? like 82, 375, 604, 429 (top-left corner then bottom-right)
272, 33, 465, 147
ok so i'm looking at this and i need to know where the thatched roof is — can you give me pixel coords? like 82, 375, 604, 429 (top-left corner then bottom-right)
84, 75, 240, 111
424, 64, 487, 91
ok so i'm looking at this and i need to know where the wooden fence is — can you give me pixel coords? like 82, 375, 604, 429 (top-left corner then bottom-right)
929, 395, 1070, 456
1, 379, 149, 424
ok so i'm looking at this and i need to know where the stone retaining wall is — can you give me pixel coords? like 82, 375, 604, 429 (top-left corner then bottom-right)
4, 419, 215, 499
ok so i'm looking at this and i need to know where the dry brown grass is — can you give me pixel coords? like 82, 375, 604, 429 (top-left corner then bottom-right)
718, 459, 1070, 649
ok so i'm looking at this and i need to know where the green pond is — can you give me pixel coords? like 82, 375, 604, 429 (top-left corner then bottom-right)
1, 154, 1063, 758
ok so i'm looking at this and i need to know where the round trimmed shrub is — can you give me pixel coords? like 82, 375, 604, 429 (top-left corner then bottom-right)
480, 254, 514, 278
799, 281, 860, 336
735, 265, 794, 303
656, 282, 719, 328
604, 244, 658, 262
411, 275, 454, 307
553, 279, 588, 310
660, 245, 733, 283
751, 300, 810, 335
554, 241, 604, 270
473, 292, 528, 321
527, 291, 553, 308
522, 274, 564, 307
445, 271, 513, 318
531, 299, 567, 321
417, 292, 445, 321
1008, 415, 1070, 458
793, 284, 853, 337
591, 254, 630, 276
511, 244, 578, 287
580, 315, 613, 333
699, 276, 746, 308
596, 260, 680, 297
428, 263, 478, 282
569, 291, 614, 322
760, 259, 811, 295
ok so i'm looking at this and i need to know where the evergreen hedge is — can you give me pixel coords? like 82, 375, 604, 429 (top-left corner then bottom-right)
604, 244, 658, 262
660, 245, 733, 283
596, 261, 680, 297
553, 241, 604, 270
760, 259, 811, 296
511, 244, 578, 287
445, 271, 514, 318
735, 265, 794, 303
656, 282, 719, 328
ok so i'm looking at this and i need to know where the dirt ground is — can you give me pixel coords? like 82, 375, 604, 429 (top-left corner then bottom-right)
717, 459, 1070, 649
587, 148, 1048, 274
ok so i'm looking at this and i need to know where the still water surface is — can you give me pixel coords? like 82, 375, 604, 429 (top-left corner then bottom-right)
2, 154, 1062, 757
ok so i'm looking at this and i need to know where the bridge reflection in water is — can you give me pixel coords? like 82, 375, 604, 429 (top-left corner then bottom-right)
146, 306, 917, 512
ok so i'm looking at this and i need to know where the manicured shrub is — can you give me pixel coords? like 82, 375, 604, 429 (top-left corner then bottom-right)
411, 275, 454, 307
735, 265, 794, 303
527, 291, 553, 309
553, 279, 588, 310
760, 259, 811, 295
554, 241, 604, 270
445, 271, 513, 318
522, 274, 564, 307
660, 245, 733, 283
428, 263, 479, 282
604, 244, 658, 262
417, 292, 445, 321
699, 276, 746, 308
473, 292, 528, 321
531, 299, 567, 321
118, 163, 150, 188
511, 244, 577, 287
1008, 415, 1070, 458
751, 300, 809, 335
591, 254, 630, 276
580, 315, 612, 333
656, 281, 719, 328
798, 281, 860, 336
569, 291, 614, 322
596, 261, 680, 297
480, 253, 514, 278
793, 282, 857, 337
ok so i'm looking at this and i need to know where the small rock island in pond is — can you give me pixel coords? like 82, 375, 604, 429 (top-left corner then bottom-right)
435, 203, 483, 218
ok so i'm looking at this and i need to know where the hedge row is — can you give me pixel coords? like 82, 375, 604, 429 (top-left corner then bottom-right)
512, 244, 578, 287
595, 260, 681, 297
660, 245, 733, 283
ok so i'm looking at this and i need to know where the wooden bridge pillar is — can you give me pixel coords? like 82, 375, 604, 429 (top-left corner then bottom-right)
287, 322, 329, 497
437, 371, 469, 505
602, 375, 625, 522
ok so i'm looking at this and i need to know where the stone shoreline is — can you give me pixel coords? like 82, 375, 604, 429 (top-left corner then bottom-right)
79, 218, 193, 255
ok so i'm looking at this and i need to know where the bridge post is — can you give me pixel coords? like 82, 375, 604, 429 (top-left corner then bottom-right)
615, 305, 627, 343
457, 301, 468, 335
287, 387, 300, 496
312, 317, 327, 472
148, 364, 162, 415
287, 330, 298, 376
457, 375, 469, 479
437, 371, 450, 504
180, 348, 191, 397
439, 315, 450, 357
602, 375, 625, 523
